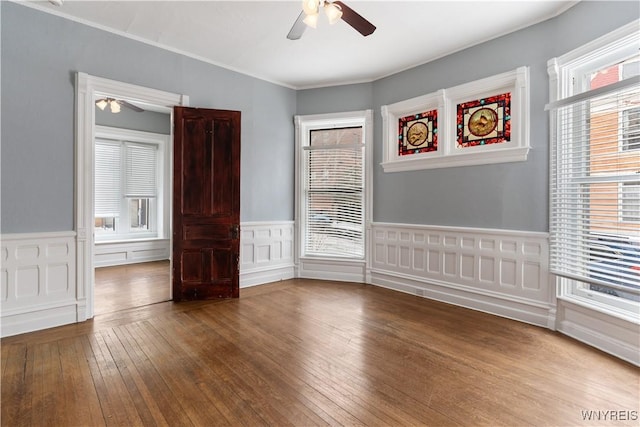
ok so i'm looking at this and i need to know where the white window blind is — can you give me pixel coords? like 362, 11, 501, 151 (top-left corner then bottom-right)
304, 127, 364, 258
549, 76, 640, 296
95, 141, 121, 217
125, 143, 157, 198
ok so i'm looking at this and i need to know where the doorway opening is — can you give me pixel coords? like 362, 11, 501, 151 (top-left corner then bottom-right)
75, 72, 189, 320
92, 117, 172, 315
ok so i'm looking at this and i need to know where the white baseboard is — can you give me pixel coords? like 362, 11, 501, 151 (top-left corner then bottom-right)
94, 239, 170, 267
241, 265, 295, 288
369, 223, 555, 328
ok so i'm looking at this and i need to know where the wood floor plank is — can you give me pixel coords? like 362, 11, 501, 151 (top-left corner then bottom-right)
112, 326, 194, 427
216, 291, 462, 426
203, 300, 437, 426
126, 321, 230, 426
99, 328, 171, 427
155, 312, 326, 427
87, 331, 145, 426
2, 278, 638, 427
178, 313, 361, 425
1, 343, 31, 427
155, 312, 302, 426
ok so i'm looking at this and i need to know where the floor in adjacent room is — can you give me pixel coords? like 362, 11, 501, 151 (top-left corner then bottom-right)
94, 260, 171, 315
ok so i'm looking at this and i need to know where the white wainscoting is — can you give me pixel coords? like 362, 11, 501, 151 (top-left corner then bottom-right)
370, 223, 555, 328
94, 239, 170, 267
240, 221, 295, 288
1, 232, 78, 337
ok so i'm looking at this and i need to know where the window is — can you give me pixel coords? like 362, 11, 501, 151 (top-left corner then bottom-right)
94, 126, 168, 241
296, 111, 371, 260
548, 23, 640, 316
621, 182, 640, 223
622, 107, 640, 151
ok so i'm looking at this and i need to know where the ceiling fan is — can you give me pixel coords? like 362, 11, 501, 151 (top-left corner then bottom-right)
287, 0, 376, 40
95, 97, 144, 114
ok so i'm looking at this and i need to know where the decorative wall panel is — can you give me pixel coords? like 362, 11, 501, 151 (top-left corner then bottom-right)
370, 223, 554, 327
240, 222, 295, 287
1, 232, 77, 337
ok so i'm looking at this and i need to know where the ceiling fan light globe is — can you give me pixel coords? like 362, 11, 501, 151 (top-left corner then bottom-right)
303, 13, 318, 29
302, 0, 320, 16
110, 101, 121, 113
325, 3, 342, 25
95, 99, 108, 110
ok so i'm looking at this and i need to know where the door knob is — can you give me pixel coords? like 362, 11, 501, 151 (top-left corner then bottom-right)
230, 224, 239, 239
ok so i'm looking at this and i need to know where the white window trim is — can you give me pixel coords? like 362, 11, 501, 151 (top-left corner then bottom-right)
94, 125, 170, 242
294, 110, 373, 269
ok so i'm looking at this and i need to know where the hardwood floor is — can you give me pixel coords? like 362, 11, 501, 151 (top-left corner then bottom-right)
94, 261, 171, 316
2, 279, 639, 426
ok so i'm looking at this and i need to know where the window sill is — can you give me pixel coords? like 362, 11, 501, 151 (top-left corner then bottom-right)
299, 255, 366, 264
381, 146, 530, 172
95, 236, 167, 245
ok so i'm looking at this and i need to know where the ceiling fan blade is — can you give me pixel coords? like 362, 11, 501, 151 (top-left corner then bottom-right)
334, 1, 376, 37
117, 100, 144, 112
287, 10, 307, 40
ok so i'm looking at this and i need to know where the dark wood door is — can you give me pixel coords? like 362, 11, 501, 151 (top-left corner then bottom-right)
173, 107, 241, 301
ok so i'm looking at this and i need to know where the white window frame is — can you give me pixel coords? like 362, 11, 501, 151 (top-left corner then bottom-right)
548, 20, 640, 323
294, 110, 373, 265
94, 125, 170, 242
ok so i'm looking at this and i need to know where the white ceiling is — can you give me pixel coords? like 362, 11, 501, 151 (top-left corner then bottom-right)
26, 0, 577, 89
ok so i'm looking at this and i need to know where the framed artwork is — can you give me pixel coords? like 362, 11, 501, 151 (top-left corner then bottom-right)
381, 67, 530, 172
381, 90, 445, 172
398, 109, 438, 156
456, 92, 510, 148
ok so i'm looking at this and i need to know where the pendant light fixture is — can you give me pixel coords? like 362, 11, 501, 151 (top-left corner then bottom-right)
95, 97, 144, 114
301, 0, 343, 29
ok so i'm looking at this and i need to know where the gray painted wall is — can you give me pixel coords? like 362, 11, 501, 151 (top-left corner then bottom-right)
296, 82, 373, 116
95, 107, 171, 135
297, 1, 639, 232
3, 1, 638, 235
1, 2, 296, 233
